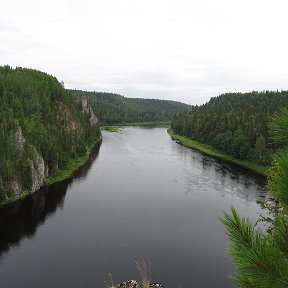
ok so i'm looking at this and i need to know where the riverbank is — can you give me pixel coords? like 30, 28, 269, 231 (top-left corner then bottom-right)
44, 138, 102, 185
102, 121, 171, 127
168, 129, 268, 177
0, 137, 102, 207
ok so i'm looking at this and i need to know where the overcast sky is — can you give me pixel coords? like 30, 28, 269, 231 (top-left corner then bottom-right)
1, 0, 288, 105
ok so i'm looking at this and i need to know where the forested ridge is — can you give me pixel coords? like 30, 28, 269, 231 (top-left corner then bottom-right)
68, 89, 190, 124
0, 66, 100, 203
171, 91, 288, 165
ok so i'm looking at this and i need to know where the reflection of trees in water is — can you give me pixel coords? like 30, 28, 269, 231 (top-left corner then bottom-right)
183, 151, 267, 201
0, 144, 100, 258
201, 155, 267, 201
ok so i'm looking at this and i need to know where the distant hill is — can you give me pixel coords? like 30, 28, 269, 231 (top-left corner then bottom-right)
171, 91, 288, 165
68, 89, 190, 124
0, 66, 100, 203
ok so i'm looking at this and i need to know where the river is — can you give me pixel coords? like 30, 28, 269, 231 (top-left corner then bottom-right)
0, 127, 267, 288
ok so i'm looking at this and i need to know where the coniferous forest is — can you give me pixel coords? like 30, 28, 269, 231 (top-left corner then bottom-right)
171, 91, 288, 165
68, 89, 190, 124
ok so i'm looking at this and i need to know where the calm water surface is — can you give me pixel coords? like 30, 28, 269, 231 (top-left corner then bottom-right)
0, 127, 267, 288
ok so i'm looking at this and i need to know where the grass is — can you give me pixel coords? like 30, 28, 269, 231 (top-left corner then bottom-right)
102, 126, 121, 132
136, 259, 151, 288
168, 129, 268, 177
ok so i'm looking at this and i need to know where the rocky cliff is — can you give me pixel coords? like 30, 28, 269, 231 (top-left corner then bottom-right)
0, 66, 101, 205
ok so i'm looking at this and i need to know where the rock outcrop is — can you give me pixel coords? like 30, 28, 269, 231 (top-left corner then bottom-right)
80, 96, 98, 126
29, 145, 45, 193
115, 280, 163, 288
15, 124, 25, 160
89, 106, 98, 126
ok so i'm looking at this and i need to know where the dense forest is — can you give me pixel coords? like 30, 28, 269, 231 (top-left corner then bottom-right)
222, 108, 288, 287
171, 91, 288, 165
0, 66, 100, 203
68, 89, 190, 124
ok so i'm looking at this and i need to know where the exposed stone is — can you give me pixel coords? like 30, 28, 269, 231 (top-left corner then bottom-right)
116, 280, 141, 288
4, 180, 22, 197
79, 96, 98, 126
45, 164, 49, 178
80, 97, 90, 114
115, 280, 163, 288
29, 145, 45, 193
15, 124, 25, 160
89, 105, 98, 126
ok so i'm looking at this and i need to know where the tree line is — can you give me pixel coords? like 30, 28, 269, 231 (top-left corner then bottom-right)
68, 89, 190, 124
171, 91, 288, 165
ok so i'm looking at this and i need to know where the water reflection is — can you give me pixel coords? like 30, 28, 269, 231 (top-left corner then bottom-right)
0, 144, 100, 258
0, 128, 269, 288
179, 145, 267, 202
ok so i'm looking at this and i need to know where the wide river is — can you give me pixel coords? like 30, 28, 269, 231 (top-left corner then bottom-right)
0, 127, 267, 288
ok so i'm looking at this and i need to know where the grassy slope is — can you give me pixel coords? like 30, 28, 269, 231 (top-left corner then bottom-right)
168, 129, 268, 177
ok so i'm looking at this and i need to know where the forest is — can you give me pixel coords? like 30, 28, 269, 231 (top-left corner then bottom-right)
171, 91, 288, 165
0, 66, 100, 202
68, 89, 190, 124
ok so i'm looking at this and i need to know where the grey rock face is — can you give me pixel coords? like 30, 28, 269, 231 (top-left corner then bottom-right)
4, 180, 22, 197
89, 105, 98, 126
15, 124, 25, 160
29, 145, 45, 193
80, 97, 90, 114
79, 96, 98, 127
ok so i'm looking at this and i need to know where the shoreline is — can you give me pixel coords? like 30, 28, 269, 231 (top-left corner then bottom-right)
102, 121, 171, 126
168, 129, 268, 177
0, 137, 102, 207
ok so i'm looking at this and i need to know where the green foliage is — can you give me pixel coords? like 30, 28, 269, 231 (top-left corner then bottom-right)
0, 66, 100, 200
268, 108, 288, 145
222, 108, 288, 287
168, 129, 268, 175
0, 186, 7, 201
68, 89, 190, 124
171, 91, 288, 165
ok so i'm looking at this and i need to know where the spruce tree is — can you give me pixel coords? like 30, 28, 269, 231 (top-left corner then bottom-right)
221, 108, 288, 287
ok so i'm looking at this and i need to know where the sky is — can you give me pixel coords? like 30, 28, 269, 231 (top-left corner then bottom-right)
1, 0, 288, 105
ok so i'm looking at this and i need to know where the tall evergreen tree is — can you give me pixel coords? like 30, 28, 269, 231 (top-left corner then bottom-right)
221, 108, 288, 287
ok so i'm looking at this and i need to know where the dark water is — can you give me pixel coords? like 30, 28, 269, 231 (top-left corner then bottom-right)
0, 127, 267, 288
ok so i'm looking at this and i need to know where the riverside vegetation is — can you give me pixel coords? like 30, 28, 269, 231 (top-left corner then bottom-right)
171, 91, 288, 170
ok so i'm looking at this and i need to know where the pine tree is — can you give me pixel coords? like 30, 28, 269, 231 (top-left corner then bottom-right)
221, 108, 288, 287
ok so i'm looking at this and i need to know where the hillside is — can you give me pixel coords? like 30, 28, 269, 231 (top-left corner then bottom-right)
0, 66, 101, 204
68, 89, 190, 124
171, 91, 288, 165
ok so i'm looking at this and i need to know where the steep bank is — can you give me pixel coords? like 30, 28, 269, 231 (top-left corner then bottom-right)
0, 66, 101, 206
168, 129, 268, 176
